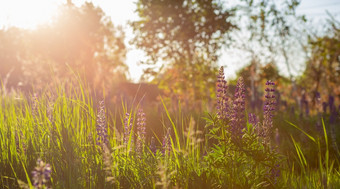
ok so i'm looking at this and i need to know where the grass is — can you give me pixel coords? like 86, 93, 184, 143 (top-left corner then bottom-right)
0, 76, 339, 188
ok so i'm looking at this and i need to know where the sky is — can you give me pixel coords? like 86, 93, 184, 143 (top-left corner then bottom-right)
0, 0, 339, 82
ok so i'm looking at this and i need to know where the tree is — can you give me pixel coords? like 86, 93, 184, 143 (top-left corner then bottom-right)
0, 2, 127, 91
131, 0, 236, 104
300, 16, 340, 97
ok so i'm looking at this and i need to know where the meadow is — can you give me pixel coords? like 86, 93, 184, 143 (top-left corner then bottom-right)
0, 67, 339, 189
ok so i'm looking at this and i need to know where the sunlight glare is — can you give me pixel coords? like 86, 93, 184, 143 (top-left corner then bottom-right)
0, 0, 60, 29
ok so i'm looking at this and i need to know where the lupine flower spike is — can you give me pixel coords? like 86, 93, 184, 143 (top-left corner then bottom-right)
96, 100, 108, 147
230, 77, 246, 138
136, 109, 146, 155
162, 127, 172, 155
124, 113, 134, 148
216, 66, 229, 120
31, 158, 52, 189
262, 80, 276, 145
248, 113, 259, 127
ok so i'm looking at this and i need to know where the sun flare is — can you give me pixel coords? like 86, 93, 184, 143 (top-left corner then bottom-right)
0, 0, 60, 29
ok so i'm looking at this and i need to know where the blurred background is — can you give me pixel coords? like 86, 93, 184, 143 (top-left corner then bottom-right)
0, 0, 339, 117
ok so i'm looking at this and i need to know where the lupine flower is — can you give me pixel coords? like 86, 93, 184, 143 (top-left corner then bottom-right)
162, 128, 172, 155
216, 66, 229, 120
262, 80, 276, 144
314, 92, 322, 112
329, 108, 337, 125
96, 100, 108, 147
329, 95, 335, 112
124, 113, 134, 147
31, 158, 52, 189
248, 113, 259, 126
300, 93, 308, 117
136, 109, 146, 155
230, 77, 246, 138
249, 113, 262, 137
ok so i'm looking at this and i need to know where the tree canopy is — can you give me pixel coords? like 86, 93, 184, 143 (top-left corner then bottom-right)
0, 2, 127, 91
131, 0, 236, 104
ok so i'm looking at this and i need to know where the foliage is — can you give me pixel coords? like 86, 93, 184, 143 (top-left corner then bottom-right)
131, 0, 236, 103
1, 68, 339, 188
299, 16, 340, 95
0, 2, 127, 91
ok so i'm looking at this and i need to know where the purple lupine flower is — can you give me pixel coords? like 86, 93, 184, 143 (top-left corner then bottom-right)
248, 113, 259, 126
262, 80, 276, 144
230, 77, 246, 138
96, 101, 108, 147
249, 113, 262, 137
162, 128, 172, 155
329, 108, 338, 125
216, 66, 229, 120
300, 93, 307, 117
136, 109, 146, 155
31, 158, 52, 189
329, 95, 335, 113
124, 113, 134, 147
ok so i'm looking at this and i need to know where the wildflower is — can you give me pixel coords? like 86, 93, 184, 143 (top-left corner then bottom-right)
249, 113, 263, 137
31, 158, 52, 189
216, 66, 229, 120
329, 95, 335, 112
124, 112, 134, 147
162, 128, 171, 155
230, 77, 246, 138
96, 100, 108, 147
329, 107, 338, 125
136, 109, 146, 154
262, 80, 276, 144
248, 113, 259, 127
300, 93, 308, 117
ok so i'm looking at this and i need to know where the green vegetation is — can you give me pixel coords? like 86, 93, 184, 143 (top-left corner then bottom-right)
0, 71, 339, 188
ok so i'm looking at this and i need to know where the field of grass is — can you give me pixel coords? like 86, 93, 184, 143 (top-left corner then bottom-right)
1, 68, 340, 189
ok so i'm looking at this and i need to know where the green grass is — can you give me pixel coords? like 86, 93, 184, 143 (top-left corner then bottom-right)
0, 83, 339, 188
